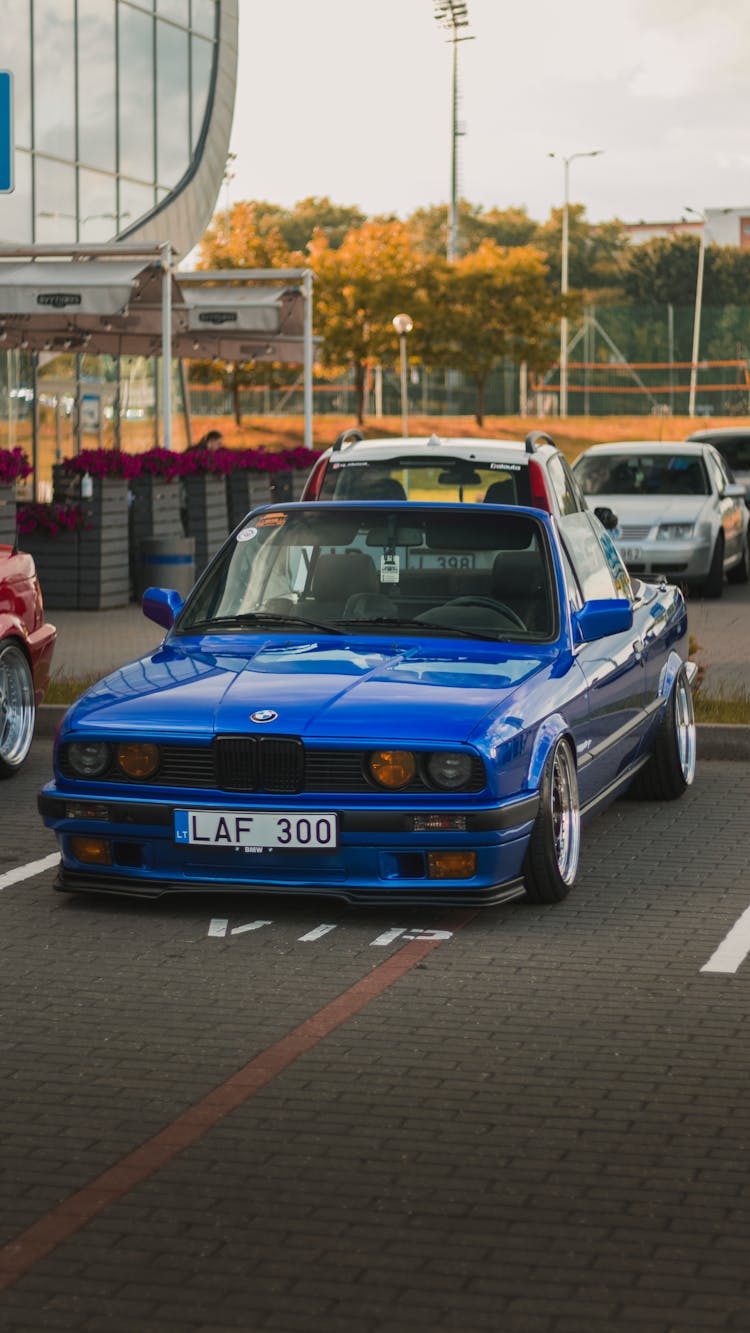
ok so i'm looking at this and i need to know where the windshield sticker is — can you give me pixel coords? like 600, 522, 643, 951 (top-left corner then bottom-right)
236, 526, 258, 542
331, 460, 370, 469
255, 512, 287, 528
490, 461, 521, 471
380, 552, 400, 584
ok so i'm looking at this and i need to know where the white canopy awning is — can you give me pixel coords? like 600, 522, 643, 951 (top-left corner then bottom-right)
0, 260, 312, 363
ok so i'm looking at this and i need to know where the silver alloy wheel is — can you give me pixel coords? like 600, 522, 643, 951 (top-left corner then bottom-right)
551, 742, 581, 885
674, 671, 697, 786
0, 643, 35, 770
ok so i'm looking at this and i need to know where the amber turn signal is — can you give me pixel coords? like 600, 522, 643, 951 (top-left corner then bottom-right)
427, 851, 476, 880
368, 749, 416, 789
116, 742, 159, 779
70, 837, 112, 865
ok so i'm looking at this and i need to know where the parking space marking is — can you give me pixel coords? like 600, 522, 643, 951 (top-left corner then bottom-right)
299, 923, 338, 941
0, 908, 477, 1291
701, 902, 750, 974
0, 853, 59, 892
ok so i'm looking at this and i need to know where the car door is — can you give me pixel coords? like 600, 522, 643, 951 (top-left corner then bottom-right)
706, 447, 745, 564
558, 511, 648, 808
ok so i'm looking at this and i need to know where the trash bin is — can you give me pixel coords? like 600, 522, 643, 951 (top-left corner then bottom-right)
136, 536, 196, 600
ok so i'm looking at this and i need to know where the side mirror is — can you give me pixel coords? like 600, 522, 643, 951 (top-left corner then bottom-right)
594, 506, 619, 531
573, 598, 633, 643
724, 482, 746, 500
142, 587, 184, 630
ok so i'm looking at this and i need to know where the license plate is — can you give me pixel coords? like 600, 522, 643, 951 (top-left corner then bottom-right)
174, 809, 338, 850
620, 545, 642, 563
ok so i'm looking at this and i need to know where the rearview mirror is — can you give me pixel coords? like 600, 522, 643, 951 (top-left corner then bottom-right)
573, 598, 633, 643
142, 587, 184, 630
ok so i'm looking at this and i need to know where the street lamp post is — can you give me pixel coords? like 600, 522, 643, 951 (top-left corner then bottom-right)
433, 2, 474, 262
393, 313, 413, 437
549, 149, 603, 418
685, 207, 706, 418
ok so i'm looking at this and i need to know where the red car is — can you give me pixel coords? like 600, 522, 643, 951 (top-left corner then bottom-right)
0, 543, 56, 776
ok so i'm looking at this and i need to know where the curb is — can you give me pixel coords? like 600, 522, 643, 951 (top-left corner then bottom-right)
33, 705, 750, 762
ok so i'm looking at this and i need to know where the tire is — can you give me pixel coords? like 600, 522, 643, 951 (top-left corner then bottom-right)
727, 535, 750, 585
629, 666, 696, 802
523, 738, 580, 904
702, 534, 724, 599
0, 641, 36, 778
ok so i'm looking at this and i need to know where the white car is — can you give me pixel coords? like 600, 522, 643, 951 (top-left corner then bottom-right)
572, 440, 750, 598
302, 429, 618, 529
686, 427, 750, 508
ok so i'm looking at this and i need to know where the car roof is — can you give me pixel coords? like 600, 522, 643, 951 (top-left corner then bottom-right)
687, 427, 750, 441
576, 440, 710, 456
324, 435, 538, 460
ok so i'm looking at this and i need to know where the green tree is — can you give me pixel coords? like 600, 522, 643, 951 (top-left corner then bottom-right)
427, 242, 564, 425
535, 205, 628, 294
406, 200, 538, 257
309, 219, 427, 423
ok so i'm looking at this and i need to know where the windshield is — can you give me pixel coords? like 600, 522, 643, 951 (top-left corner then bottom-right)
708, 439, 750, 471
319, 456, 532, 506
575, 452, 710, 497
179, 505, 556, 642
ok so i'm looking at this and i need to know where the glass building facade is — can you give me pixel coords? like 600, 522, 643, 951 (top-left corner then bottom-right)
0, 0, 238, 489
0, 0, 227, 250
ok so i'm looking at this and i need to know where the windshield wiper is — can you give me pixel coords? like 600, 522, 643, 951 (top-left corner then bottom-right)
180, 612, 344, 635
335, 616, 501, 642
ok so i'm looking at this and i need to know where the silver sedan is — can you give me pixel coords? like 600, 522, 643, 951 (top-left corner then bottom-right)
572, 440, 749, 598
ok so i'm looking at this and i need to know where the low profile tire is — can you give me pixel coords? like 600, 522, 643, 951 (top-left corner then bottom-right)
0, 641, 36, 778
727, 536, 750, 585
523, 738, 580, 904
629, 666, 696, 802
702, 534, 724, 599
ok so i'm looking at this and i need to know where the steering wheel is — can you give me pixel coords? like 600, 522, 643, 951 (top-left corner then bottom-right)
448, 596, 527, 631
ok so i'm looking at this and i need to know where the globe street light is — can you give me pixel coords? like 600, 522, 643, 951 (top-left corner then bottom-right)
393, 313, 413, 437
549, 149, 604, 418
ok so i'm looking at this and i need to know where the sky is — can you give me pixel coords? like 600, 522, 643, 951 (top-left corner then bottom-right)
228, 0, 750, 228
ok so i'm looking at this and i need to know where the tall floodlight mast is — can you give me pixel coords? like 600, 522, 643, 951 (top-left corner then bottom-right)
433, 1, 474, 261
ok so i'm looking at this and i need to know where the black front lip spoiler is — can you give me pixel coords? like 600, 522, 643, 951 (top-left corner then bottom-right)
38, 793, 539, 834
54, 865, 527, 908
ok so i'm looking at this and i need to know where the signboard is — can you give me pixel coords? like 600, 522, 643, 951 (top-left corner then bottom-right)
0, 71, 13, 194
81, 393, 101, 432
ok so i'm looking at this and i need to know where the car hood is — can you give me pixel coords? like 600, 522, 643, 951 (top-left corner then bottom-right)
61, 636, 549, 745
595, 494, 710, 526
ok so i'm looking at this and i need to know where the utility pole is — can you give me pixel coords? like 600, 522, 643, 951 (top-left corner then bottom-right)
433, 2, 474, 262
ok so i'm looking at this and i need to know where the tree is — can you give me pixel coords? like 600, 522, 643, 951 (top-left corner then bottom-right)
406, 200, 538, 257
428, 242, 564, 425
308, 219, 427, 423
535, 205, 628, 294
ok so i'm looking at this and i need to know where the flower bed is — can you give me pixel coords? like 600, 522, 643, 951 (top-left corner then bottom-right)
58, 444, 321, 481
0, 447, 33, 485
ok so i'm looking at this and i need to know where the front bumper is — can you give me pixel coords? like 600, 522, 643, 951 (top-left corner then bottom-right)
38, 787, 539, 907
614, 537, 712, 582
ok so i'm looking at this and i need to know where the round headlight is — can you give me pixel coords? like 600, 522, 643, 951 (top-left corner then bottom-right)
67, 741, 111, 778
426, 751, 473, 790
368, 749, 416, 790
116, 742, 159, 779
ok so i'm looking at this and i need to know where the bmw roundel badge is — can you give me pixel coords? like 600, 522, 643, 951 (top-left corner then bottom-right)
250, 709, 278, 723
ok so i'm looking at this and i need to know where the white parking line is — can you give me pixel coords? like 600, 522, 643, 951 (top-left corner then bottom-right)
0, 853, 60, 892
298, 924, 337, 942
701, 904, 750, 974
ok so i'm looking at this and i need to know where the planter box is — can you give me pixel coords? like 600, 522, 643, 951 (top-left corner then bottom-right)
21, 530, 80, 609
183, 473, 229, 576
225, 471, 276, 528
25, 476, 130, 609
129, 474, 184, 601
78, 477, 130, 609
0, 484, 16, 546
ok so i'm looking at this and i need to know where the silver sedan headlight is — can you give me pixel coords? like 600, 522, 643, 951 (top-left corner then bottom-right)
657, 522, 695, 541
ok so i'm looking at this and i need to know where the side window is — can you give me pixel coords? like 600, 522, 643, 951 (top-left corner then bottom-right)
707, 453, 726, 496
558, 511, 625, 602
547, 454, 581, 516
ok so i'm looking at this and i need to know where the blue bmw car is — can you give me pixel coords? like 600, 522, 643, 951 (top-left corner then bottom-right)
39, 501, 696, 907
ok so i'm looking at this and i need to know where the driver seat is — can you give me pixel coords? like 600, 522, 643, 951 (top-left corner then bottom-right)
491, 551, 550, 634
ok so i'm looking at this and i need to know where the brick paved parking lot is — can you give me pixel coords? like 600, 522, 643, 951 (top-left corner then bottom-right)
1, 745, 750, 1332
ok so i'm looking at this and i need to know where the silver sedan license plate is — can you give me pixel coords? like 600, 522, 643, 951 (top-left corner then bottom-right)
620, 545, 643, 563
174, 809, 338, 850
